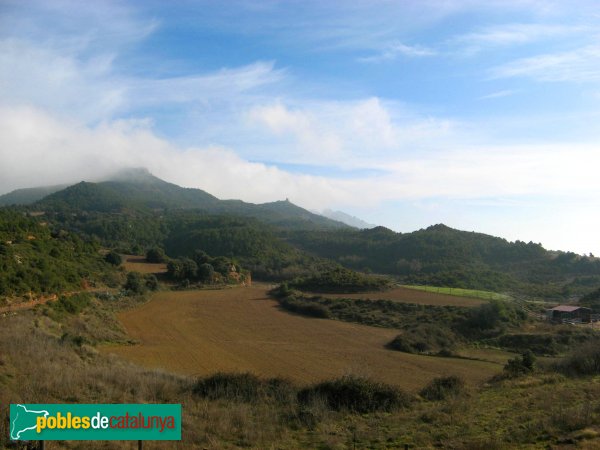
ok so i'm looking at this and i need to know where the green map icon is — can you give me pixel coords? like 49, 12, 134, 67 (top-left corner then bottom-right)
10, 404, 49, 440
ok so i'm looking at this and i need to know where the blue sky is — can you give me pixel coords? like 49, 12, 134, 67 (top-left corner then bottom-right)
1, 0, 600, 254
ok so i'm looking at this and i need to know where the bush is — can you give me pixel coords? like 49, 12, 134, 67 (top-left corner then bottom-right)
51, 293, 91, 315
486, 329, 600, 356
458, 300, 526, 338
388, 324, 458, 355
198, 263, 215, 283
278, 296, 331, 318
503, 351, 536, 377
104, 251, 122, 266
298, 376, 410, 413
289, 268, 391, 293
145, 274, 159, 291
556, 343, 600, 376
419, 375, 465, 401
146, 247, 167, 263
192, 373, 294, 403
124, 272, 146, 294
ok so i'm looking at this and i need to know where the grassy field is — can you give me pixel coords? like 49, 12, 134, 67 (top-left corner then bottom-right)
103, 285, 502, 392
121, 255, 168, 274
316, 286, 485, 307
402, 284, 512, 301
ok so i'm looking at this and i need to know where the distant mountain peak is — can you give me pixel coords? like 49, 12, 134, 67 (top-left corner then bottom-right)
320, 209, 376, 229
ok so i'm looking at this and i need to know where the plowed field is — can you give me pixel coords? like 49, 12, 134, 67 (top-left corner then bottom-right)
104, 285, 500, 391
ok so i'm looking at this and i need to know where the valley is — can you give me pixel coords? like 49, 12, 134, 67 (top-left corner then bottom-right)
2, 171, 600, 448
103, 285, 501, 390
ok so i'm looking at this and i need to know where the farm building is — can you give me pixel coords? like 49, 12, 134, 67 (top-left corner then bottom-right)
547, 305, 592, 324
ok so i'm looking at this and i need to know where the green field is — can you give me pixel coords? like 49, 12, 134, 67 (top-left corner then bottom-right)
401, 284, 512, 301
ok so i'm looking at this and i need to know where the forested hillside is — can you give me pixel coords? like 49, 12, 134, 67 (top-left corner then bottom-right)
284, 224, 600, 297
33, 168, 345, 230
0, 210, 116, 298
3, 169, 600, 299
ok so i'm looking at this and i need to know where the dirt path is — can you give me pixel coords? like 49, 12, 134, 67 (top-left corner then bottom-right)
0, 294, 59, 314
103, 285, 501, 391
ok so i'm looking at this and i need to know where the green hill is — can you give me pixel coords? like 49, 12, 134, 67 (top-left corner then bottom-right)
36, 169, 218, 212
0, 184, 67, 206
284, 224, 600, 298
34, 168, 345, 230
3, 168, 599, 297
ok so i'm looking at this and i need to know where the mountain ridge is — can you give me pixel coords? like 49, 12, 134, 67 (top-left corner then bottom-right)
27, 168, 348, 230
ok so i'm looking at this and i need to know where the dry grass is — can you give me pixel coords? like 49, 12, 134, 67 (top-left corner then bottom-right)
103, 285, 500, 391
0, 311, 304, 449
315, 286, 484, 307
4, 293, 600, 448
121, 255, 167, 274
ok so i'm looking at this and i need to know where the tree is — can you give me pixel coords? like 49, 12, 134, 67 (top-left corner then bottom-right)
504, 351, 536, 377
104, 251, 122, 266
193, 250, 211, 266
198, 263, 215, 283
145, 274, 159, 291
181, 258, 198, 280
146, 247, 166, 263
124, 272, 145, 294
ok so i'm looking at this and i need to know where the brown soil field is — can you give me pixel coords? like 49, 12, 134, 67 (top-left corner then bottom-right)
312, 286, 484, 307
121, 255, 168, 274
103, 285, 501, 391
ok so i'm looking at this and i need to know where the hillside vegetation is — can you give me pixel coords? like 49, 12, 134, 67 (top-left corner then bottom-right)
0, 210, 116, 300
5, 169, 598, 298
285, 224, 600, 298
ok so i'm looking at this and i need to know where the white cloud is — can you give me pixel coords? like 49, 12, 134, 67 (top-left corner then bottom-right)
0, 39, 125, 122
0, 0, 157, 53
0, 35, 285, 124
246, 102, 344, 161
359, 41, 436, 62
247, 99, 456, 167
0, 105, 359, 209
2, 106, 599, 216
478, 89, 516, 100
490, 45, 600, 81
453, 23, 587, 52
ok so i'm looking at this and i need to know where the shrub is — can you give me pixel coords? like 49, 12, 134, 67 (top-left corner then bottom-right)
124, 272, 146, 294
146, 247, 167, 263
487, 329, 600, 356
51, 293, 91, 315
198, 263, 215, 283
192, 373, 294, 403
419, 375, 465, 401
278, 296, 331, 318
104, 251, 122, 266
145, 274, 159, 291
456, 300, 526, 339
555, 343, 600, 376
388, 324, 458, 355
298, 376, 410, 413
503, 351, 536, 377
289, 268, 391, 293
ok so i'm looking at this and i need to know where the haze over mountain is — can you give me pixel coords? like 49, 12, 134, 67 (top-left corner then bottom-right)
320, 209, 376, 229
28, 168, 348, 230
